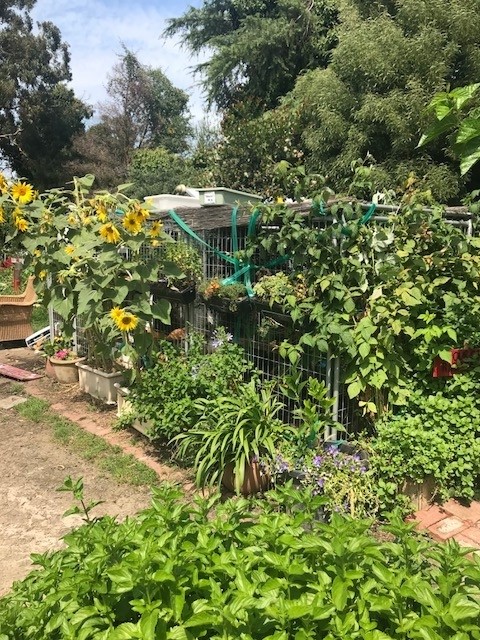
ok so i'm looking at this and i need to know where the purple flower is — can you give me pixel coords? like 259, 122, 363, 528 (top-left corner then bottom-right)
317, 477, 325, 489
312, 455, 323, 468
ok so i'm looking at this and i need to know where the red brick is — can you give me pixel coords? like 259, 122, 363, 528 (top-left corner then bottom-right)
442, 499, 480, 524
428, 516, 471, 541
413, 505, 448, 531
456, 525, 480, 547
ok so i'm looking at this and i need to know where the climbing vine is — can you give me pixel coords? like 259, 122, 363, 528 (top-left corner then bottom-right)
244, 195, 480, 415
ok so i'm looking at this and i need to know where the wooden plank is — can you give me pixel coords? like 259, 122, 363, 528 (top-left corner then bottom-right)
0, 364, 43, 381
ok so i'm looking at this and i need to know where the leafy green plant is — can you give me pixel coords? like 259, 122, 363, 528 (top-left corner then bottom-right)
244, 196, 480, 414
253, 271, 307, 308
198, 278, 248, 311
56, 476, 104, 524
129, 329, 253, 442
2, 484, 480, 638
370, 371, 480, 508
157, 239, 203, 288
172, 379, 292, 493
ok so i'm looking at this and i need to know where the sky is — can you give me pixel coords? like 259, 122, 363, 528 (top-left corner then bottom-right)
31, 0, 213, 124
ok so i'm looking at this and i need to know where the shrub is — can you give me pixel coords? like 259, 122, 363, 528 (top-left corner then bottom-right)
129, 329, 253, 441
1, 484, 480, 638
371, 372, 480, 508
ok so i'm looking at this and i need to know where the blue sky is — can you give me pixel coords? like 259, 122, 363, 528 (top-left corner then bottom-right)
31, 0, 212, 124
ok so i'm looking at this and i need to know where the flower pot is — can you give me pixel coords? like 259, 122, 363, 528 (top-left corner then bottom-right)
150, 281, 196, 304
49, 356, 86, 384
114, 383, 133, 417
76, 362, 124, 404
222, 461, 270, 495
401, 476, 436, 511
202, 295, 251, 314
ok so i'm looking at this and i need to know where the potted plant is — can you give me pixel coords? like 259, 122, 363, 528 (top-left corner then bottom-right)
172, 378, 293, 495
151, 240, 203, 304
198, 278, 250, 313
4, 174, 177, 402
43, 335, 86, 383
253, 272, 307, 317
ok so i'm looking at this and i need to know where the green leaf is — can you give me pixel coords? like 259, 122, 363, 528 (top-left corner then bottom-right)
347, 380, 362, 399
331, 576, 348, 611
151, 299, 171, 324
183, 611, 217, 628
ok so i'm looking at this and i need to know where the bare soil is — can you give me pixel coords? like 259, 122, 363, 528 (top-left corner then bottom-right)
0, 342, 186, 597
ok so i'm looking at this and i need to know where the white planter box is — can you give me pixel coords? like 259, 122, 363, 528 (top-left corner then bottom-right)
76, 362, 124, 405
114, 383, 152, 438
144, 194, 200, 212
197, 187, 262, 207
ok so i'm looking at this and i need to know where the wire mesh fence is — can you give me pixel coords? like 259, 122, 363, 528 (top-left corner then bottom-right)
60, 202, 475, 435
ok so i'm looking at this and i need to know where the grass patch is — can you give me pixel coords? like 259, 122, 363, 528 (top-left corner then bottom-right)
16, 397, 50, 422
15, 399, 159, 488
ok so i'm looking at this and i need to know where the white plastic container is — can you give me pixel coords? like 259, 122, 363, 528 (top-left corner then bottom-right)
144, 194, 200, 212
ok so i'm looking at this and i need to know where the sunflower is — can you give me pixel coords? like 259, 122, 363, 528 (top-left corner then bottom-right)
122, 212, 142, 235
149, 220, 163, 238
93, 201, 108, 222
0, 207, 4, 224
131, 202, 150, 223
14, 217, 29, 232
109, 306, 124, 323
64, 245, 75, 255
39, 270, 47, 280
68, 213, 78, 226
11, 181, 34, 204
114, 311, 139, 332
0, 174, 7, 194
99, 222, 121, 244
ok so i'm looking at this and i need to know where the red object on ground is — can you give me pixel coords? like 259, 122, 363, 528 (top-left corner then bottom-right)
0, 364, 42, 381
432, 348, 480, 377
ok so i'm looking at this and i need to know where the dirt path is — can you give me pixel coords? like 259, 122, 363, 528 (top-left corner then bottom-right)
0, 344, 193, 597
0, 395, 154, 596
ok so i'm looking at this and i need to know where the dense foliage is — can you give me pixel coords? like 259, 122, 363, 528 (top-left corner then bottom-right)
244, 196, 480, 413
371, 370, 480, 506
1, 484, 480, 639
165, 0, 338, 110
187, 0, 480, 199
129, 330, 253, 441
0, 0, 91, 188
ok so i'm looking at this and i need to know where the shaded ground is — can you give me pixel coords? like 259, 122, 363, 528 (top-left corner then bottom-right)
0, 342, 192, 596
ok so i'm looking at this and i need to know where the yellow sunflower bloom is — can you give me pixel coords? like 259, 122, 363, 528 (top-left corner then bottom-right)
11, 181, 34, 204
39, 270, 47, 280
149, 220, 163, 238
0, 174, 7, 194
65, 245, 75, 255
99, 222, 121, 244
123, 212, 142, 235
130, 203, 150, 223
114, 311, 139, 333
0, 207, 4, 224
110, 306, 124, 322
14, 217, 29, 232
67, 213, 78, 226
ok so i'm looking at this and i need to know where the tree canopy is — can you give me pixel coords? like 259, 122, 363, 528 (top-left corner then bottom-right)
173, 0, 480, 201
69, 48, 193, 190
165, 0, 339, 111
0, 0, 91, 188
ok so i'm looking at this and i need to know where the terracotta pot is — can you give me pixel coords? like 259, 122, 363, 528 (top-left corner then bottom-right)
49, 356, 86, 383
222, 461, 270, 496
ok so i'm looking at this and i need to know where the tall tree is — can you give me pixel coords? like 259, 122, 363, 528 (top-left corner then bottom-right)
165, 0, 339, 111
70, 48, 192, 188
282, 0, 480, 200
0, 0, 91, 188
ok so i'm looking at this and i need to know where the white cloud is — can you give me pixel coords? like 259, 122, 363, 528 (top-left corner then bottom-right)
31, 0, 213, 123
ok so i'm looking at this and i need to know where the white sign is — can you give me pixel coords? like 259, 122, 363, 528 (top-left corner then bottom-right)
203, 191, 216, 205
